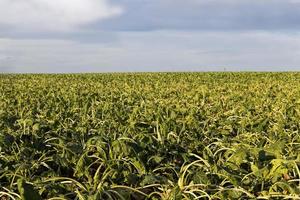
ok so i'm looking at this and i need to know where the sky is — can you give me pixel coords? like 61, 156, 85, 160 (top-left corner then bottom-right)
1, 0, 300, 73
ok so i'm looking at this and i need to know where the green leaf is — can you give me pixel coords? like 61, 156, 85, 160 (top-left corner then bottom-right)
32, 123, 40, 132
17, 179, 42, 200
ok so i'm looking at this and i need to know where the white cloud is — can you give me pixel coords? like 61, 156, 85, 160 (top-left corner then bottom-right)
0, 0, 123, 31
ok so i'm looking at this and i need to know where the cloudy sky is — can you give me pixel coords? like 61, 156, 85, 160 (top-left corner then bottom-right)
1, 0, 300, 73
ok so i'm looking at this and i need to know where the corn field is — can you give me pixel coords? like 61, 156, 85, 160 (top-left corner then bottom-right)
1, 73, 300, 199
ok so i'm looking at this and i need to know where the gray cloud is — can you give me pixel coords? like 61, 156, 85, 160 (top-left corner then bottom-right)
2, 31, 300, 73
97, 0, 300, 31
0, 30, 120, 44
2, 0, 300, 41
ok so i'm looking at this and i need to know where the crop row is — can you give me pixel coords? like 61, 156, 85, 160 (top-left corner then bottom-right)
1, 73, 300, 199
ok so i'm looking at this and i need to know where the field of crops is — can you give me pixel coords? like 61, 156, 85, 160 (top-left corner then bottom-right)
1, 73, 300, 199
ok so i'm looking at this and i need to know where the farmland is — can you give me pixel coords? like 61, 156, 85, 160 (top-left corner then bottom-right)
1, 72, 300, 199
